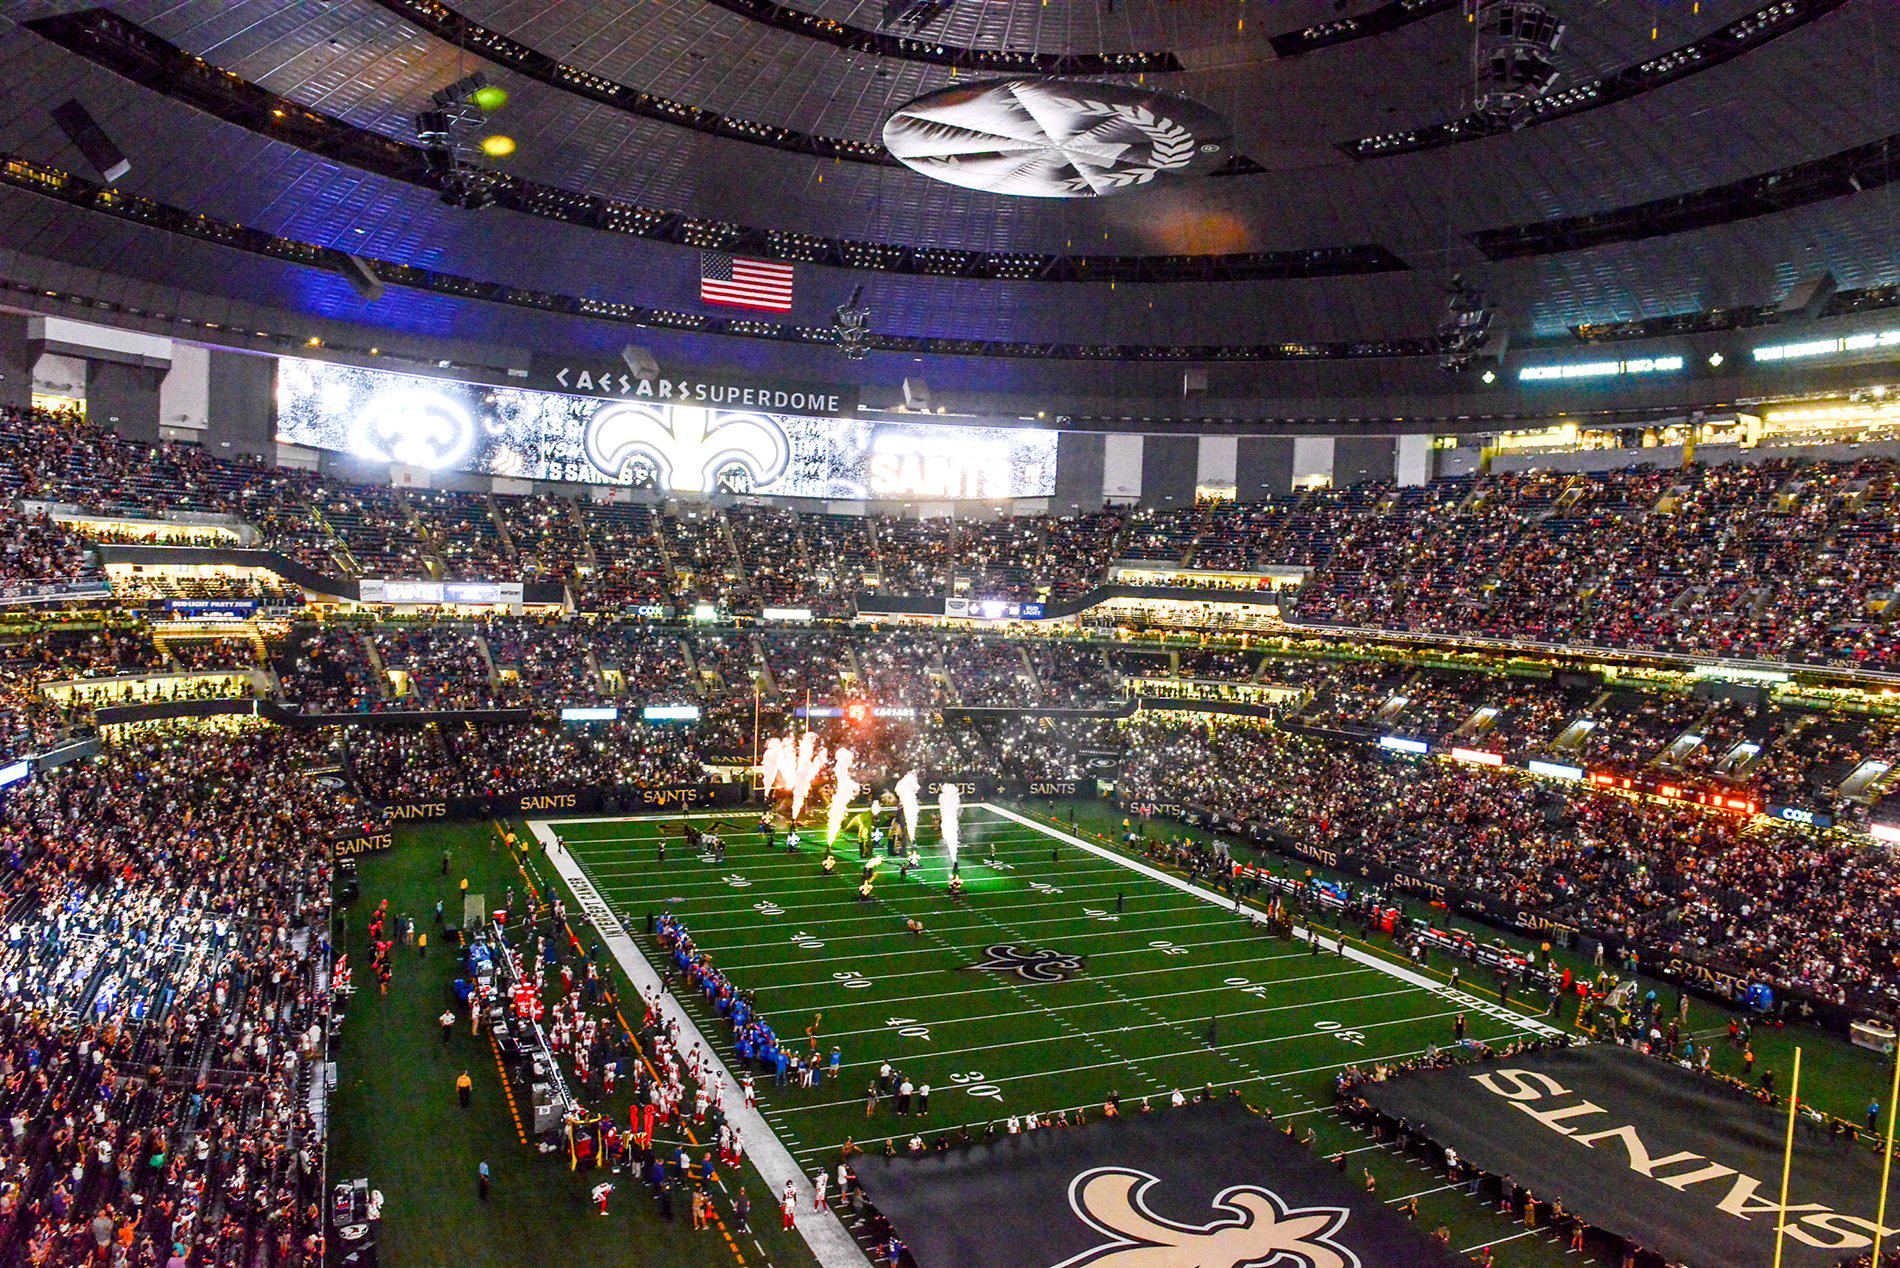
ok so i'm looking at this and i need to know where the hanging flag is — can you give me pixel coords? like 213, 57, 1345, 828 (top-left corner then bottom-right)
699, 251, 794, 311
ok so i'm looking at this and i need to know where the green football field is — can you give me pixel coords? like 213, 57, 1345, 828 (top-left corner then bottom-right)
545, 801, 1599, 1265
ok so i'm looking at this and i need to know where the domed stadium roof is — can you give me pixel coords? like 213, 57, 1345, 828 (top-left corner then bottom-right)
0, 0, 1890, 399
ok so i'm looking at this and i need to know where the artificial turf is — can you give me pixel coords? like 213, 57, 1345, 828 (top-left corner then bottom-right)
547, 801, 1577, 1265
332, 799, 1900, 1268
325, 820, 822, 1268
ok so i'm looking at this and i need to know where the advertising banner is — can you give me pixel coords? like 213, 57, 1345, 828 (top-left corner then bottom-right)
526, 355, 856, 414
0, 579, 113, 607
377, 782, 746, 821
163, 598, 261, 620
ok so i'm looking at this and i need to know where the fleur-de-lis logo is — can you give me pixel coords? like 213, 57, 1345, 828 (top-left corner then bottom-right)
584, 403, 789, 493
1053, 1169, 1360, 1268
350, 389, 474, 470
970, 944, 1083, 982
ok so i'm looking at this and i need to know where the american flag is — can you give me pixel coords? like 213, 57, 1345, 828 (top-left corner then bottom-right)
699, 252, 794, 312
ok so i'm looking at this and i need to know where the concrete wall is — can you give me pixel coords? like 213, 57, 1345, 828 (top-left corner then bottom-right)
85, 360, 162, 442
1052, 430, 1106, 513
1139, 433, 1198, 510
1102, 434, 1143, 502
1334, 435, 1397, 486
1292, 436, 1335, 487
204, 348, 278, 459
1236, 437, 1294, 502
158, 342, 209, 441
0, 315, 31, 409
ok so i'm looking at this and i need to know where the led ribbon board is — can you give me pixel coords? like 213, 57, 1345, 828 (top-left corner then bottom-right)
1753, 329, 1900, 363
1518, 355, 1684, 382
277, 358, 1057, 499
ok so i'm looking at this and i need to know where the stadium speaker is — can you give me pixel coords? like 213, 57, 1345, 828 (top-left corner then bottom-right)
51, 99, 129, 184
1181, 367, 1209, 397
1778, 271, 1836, 319
337, 255, 385, 303
901, 376, 931, 410
620, 344, 660, 382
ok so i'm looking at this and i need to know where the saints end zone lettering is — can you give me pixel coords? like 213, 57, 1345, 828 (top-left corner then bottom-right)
385, 802, 448, 820
1470, 1067, 1895, 1250
518, 792, 578, 811
331, 832, 392, 859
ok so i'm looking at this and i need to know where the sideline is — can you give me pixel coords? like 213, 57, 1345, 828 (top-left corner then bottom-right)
977, 803, 1565, 1041
528, 818, 871, 1268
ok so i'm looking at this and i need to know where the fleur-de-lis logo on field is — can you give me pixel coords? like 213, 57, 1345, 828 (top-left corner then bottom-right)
584, 403, 789, 493
1052, 1169, 1360, 1268
970, 944, 1083, 982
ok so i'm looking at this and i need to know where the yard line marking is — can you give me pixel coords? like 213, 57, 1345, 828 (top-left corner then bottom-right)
786, 1030, 1528, 1158
578, 843, 1134, 885
739, 941, 1330, 994
597, 871, 1168, 922
715, 919, 1282, 972
1461, 1228, 1539, 1253
767, 1006, 1488, 1116
646, 882, 1269, 942
978, 803, 1564, 1040
826, 986, 1426, 1067
1388, 1184, 1458, 1203
808, 964, 1387, 1038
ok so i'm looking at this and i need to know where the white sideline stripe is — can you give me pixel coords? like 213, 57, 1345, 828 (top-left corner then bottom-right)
527, 818, 869, 1268
976, 803, 1564, 1041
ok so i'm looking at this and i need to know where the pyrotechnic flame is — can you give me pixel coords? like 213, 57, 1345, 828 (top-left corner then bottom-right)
895, 770, 921, 847
759, 734, 793, 797
938, 781, 960, 868
826, 748, 861, 845
791, 731, 828, 821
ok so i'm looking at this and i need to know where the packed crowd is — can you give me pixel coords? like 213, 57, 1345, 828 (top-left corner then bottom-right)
2, 604, 1887, 817
1, 404, 1894, 666
0, 728, 348, 1264
1119, 718, 1900, 1012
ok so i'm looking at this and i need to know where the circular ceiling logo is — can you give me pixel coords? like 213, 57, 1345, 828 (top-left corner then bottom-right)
882, 78, 1232, 198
